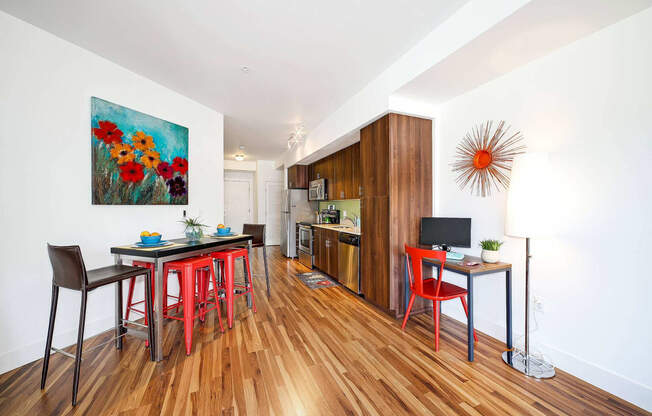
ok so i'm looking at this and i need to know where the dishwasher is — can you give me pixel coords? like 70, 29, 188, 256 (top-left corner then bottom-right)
338, 232, 360, 294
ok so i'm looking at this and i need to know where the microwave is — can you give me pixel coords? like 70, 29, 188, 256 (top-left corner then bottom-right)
308, 178, 327, 201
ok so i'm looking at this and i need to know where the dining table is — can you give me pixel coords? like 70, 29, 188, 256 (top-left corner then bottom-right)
110, 234, 253, 361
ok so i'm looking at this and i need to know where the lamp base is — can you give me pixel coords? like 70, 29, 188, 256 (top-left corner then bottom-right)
502, 350, 555, 379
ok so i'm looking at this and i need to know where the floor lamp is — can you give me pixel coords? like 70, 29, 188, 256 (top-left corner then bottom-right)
503, 153, 555, 378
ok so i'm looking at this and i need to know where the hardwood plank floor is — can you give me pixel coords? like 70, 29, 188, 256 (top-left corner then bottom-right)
0, 247, 647, 415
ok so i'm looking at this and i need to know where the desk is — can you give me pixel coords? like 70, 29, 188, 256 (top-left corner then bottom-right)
111, 235, 252, 361
404, 254, 512, 361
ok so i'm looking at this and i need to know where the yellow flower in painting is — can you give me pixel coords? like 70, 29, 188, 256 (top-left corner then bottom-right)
140, 149, 161, 168
110, 143, 136, 164
132, 131, 155, 151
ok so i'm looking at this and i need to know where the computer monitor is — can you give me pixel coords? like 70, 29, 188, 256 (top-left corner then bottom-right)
420, 217, 471, 250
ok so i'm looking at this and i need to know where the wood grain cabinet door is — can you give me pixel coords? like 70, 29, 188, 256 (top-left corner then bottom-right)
360, 196, 390, 309
360, 115, 389, 198
351, 142, 361, 198
326, 229, 339, 279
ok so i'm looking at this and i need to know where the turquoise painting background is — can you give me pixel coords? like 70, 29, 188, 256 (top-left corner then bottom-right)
91, 97, 188, 162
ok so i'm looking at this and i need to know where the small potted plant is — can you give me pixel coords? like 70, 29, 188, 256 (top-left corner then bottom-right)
479, 239, 503, 263
179, 216, 207, 242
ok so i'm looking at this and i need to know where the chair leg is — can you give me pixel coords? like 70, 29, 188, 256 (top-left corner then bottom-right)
225, 259, 234, 329
41, 285, 59, 390
401, 293, 416, 329
115, 280, 124, 350
197, 269, 206, 323
434, 300, 440, 352
143, 270, 155, 361
209, 261, 225, 333
72, 291, 88, 406
181, 266, 195, 355
124, 277, 136, 321
176, 274, 183, 313
460, 296, 478, 342
263, 245, 270, 297
245, 254, 257, 313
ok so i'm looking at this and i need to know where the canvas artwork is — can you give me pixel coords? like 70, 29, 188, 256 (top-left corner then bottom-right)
91, 97, 189, 205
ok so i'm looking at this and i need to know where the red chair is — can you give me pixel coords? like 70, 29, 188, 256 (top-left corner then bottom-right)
163, 256, 224, 355
124, 261, 183, 344
402, 245, 478, 351
209, 248, 256, 329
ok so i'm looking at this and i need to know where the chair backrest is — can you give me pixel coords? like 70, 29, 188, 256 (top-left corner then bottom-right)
405, 244, 446, 297
242, 224, 265, 247
47, 244, 87, 290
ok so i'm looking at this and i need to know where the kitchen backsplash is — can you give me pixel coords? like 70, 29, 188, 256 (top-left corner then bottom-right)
319, 199, 360, 220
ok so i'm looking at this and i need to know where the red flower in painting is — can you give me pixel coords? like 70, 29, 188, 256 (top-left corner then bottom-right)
171, 157, 188, 174
119, 161, 145, 183
156, 161, 174, 180
93, 120, 123, 145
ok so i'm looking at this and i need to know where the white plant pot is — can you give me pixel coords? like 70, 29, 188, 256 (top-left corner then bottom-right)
481, 249, 500, 263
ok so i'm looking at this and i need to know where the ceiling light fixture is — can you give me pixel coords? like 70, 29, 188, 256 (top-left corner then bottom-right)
234, 145, 246, 161
241, 66, 250, 73
288, 125, 306, 149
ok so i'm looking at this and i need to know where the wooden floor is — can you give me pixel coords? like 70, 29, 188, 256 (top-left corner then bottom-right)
0, 247, 647, 416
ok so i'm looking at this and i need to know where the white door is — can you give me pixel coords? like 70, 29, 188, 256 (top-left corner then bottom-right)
224, 175, 253, 234
265, 181, 283, 245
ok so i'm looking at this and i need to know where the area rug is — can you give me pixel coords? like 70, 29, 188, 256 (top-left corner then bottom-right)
296, 272, 337, 289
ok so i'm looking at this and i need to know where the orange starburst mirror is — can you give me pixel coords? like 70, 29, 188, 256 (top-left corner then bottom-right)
452, 121, 526, 197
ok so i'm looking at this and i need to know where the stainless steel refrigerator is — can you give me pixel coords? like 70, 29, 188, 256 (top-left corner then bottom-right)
281, 189, 317, 257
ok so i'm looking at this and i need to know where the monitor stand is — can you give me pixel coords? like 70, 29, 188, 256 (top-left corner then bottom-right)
432, 244, 464, 261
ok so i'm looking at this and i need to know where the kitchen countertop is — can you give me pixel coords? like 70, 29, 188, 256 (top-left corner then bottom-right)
310, 223, 361, 236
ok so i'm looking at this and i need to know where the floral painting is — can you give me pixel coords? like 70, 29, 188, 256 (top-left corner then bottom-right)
91, 97, 189, 205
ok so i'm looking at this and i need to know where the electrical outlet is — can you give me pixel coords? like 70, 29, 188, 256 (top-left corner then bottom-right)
533, 296, 544, 313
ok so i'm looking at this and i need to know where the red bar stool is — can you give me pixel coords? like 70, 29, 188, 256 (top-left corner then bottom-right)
124, 261, 184, 338
210, 248, 256, 329
163, 256, 224, 355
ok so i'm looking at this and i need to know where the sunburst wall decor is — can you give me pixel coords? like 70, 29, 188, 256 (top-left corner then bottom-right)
452, 120, 526, 197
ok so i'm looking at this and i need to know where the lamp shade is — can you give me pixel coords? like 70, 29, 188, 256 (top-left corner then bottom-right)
505, 153, 550, 238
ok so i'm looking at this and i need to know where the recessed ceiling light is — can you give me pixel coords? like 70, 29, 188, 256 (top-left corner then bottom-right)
234, 153, 245, 161
241, 66, 249, 73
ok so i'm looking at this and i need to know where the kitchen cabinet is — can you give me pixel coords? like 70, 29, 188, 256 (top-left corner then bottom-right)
287, 164, 308, 189
313, 227, 323, 270
324, 229, 339, 279
308, 142, 361, 200
313, 227, 339, 279
360, 113, 432, 317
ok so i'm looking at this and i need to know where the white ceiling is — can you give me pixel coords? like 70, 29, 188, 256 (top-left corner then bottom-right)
394, 0, 652, 107
0, 0, 468, 161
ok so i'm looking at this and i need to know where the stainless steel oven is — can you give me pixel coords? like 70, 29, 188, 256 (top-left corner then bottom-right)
298, 225, 313, 268
308, 178, 327, 201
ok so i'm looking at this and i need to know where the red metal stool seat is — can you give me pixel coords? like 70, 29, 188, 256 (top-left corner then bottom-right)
209, 248, 256, 329
164, 256, 224, 355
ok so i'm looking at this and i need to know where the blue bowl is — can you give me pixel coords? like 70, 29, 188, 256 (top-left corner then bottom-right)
217, 227, 231, 235
140, 235, 162, 244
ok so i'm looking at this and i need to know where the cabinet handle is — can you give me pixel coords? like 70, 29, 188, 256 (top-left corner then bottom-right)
359, 186, 362, 196
340, 191, 344, 198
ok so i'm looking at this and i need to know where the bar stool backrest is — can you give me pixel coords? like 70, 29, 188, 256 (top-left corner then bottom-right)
47, 244, 87, 290
243, 224, 265, 247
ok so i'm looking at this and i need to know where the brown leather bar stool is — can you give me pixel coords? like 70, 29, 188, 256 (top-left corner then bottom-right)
242, 224, 270, 297
41, 244, 155, 406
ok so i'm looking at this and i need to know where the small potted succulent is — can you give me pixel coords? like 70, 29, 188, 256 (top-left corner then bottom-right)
179, 216, 207, 242
479, 239, 503, 263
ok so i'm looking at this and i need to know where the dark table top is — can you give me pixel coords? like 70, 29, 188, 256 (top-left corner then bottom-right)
110, 234, 252, 258
422, 254, 511, 275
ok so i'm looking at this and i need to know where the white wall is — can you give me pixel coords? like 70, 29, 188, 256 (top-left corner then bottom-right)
434, 8, 652, 410
0, 11, 224, 374
255, 161, 283, 227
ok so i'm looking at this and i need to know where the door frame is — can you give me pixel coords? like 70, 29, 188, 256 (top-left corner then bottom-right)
224, 171, 254, 230
264, 180, 284, 245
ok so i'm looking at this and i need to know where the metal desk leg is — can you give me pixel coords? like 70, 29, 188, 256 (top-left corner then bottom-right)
153, 258, 164, 361
506, 268, 512, 351
467, 273, 474, 362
